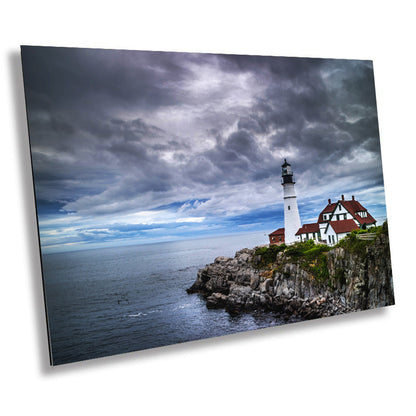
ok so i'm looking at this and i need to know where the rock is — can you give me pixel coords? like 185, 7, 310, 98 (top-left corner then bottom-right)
253, 255, 262, 265
326, 232, 394, 310
206, 292, 228, 309
259, 278, 273, 293
187, 231, 393, 320
250, 275, 259, 290
215, 256, 232, 264
237, 252, 251, 263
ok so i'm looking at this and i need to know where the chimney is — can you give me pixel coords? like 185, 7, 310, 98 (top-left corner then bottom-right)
352, 195, 355, 201
341, 195, 344, 201
328, 198, 331, 204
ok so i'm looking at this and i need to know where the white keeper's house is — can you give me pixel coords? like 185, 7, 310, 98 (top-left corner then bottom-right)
269, 160, 377, 246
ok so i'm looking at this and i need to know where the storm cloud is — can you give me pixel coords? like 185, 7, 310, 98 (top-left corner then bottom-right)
21, 46, 387, 252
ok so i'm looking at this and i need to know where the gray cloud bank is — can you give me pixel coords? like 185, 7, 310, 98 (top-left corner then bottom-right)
21, 46, 385, 241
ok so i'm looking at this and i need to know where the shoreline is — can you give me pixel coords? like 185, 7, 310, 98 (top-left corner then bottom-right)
187, 226, 394, 321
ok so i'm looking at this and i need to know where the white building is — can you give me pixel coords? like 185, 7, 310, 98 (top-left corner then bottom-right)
298, 194, 377, 245
270, 161, 377, 246
325, 219, 359, 245
295, 223, 320, 243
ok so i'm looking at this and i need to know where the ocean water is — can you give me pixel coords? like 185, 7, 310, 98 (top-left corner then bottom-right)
42, 231, 285, 365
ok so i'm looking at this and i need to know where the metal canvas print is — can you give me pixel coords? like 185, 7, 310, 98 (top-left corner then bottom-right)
21, 46, 395, 365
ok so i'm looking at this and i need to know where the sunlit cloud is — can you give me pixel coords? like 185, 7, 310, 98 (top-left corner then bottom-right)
21, 47, 386, 253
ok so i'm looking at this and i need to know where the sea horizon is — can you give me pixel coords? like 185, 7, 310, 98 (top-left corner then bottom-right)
41, 228, 273, 255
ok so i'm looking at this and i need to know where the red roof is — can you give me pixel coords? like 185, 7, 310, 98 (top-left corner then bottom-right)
269, 227, 284, 236
353, 213, 376, 225
327, 219, 359, 234
342, 199, 366, 212
340, 200, 376, 225
318, 203, 337, 223
295, 223, 320, 235
318, 198, 376, 226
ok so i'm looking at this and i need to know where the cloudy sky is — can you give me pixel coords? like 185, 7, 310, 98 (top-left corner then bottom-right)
21, 46, 387, 253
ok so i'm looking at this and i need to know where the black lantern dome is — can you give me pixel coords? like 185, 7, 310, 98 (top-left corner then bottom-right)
281, 159, 295, 184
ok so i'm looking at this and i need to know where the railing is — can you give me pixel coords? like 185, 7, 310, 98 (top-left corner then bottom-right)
356, 233, 377, 241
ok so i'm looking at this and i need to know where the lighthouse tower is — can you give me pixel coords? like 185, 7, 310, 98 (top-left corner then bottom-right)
281, 159, 301, 244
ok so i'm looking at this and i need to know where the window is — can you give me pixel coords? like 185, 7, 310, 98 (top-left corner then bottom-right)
288, 205, 290, 210
323, 214, 326, 220
344, 214, 347, 220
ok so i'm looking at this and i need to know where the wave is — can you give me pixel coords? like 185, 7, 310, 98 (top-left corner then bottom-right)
127, 303, 192, 318
127, 312, 146, 317
126, 308, 161, 318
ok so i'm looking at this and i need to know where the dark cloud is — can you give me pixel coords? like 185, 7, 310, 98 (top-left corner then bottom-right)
22, 47, 196, 112
21, 46, 386, 250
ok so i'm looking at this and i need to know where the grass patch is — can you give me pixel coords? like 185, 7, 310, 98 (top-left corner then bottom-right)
334, 222, 387, 258
256, 240, 331, 283
255, 244, 286, 267
310, 255, 330, 284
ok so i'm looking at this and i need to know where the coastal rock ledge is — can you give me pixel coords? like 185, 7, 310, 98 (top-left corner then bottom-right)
187, 227, 394, 320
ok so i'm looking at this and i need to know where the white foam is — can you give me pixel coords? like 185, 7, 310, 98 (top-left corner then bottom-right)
127, 312, 147, 317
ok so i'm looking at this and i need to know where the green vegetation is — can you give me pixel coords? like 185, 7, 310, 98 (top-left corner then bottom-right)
334, 231, 369, 256
284, 239, 314, 258
334, 222, 387, 257
254, 221, 388, 284
309, 255, 330, 284
255, 244, 286, 267
297, 243, 331, 284
284, 239, 330, 260
256, 240, 331, 283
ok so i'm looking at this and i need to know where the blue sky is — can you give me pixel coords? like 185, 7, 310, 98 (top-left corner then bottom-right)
21, 47, 387, 253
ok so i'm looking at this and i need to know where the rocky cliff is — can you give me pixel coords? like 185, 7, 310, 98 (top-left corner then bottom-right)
187, 225, 394, 320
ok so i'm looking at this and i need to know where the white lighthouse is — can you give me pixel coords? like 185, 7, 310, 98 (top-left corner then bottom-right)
281, 159, 301, 244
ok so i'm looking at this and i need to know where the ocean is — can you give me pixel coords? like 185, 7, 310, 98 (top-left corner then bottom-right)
42, 231, 285, 365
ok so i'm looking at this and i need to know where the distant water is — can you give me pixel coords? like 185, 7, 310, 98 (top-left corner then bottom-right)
42, 231, 285, 365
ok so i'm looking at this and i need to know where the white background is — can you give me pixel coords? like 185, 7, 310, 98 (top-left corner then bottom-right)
1, 1, 415, 415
